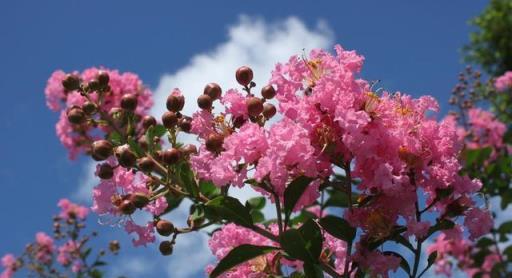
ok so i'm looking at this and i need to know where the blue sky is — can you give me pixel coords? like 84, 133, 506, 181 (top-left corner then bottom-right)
0, 1, 489, 277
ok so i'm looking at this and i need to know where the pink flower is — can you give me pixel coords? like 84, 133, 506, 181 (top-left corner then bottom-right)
464, 208, 493, 240
406, 220, 430, 239
467, 108, 506, 150
221, 89, 248, 119
44, 70, 68, 111
58, 198, 89, 220
191, 110, 215, 139
354, 249, 400, 278
57, 240, 80, 266
124, 221, 155, 247
0, 254, 17, 278
495, 71, 512, 91
35, 232, 54, 263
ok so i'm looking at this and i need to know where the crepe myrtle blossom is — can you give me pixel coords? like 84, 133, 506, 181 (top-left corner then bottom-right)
44, 44, 493, 277
495, 71, 512, 92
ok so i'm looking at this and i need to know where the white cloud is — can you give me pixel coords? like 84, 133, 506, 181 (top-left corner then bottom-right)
74, 15, 334, 277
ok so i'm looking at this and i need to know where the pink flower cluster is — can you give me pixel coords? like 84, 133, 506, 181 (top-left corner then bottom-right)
427, 226, 498, 277
58, 198, 89, 220
45, 68, 153, 159
466, 108, 506, 150
495, 71, 512, 92
206, 223, 347, 277
92, 159, 167, 246
0, 254, 17, 278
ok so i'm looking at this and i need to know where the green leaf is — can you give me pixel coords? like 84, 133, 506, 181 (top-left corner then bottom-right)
247, 197, 266, 210
108, 131, 123, 146
89, 269, 103, 278
303, 262, 324, 278
199, 180, 221, 198
162, 194, 184, 214
476, 237, 495, 248
323, 190, 356, 208
250, 210, 265, 223
392, 235, 415, 252
205, 196, 253, 227
464, 147, 492, 167
179, 162, 199, 197
280, 219, 323, 263
498, 221, 512, 234
427, 251, 437, 267
383, 251, 410, 275
209, 244, 278, 278
127, 138, 144, 157
319, 215, 356, 243
283, 176, 313, 226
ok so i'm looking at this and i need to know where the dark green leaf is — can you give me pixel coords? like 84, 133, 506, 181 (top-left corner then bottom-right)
392, 235, 415, 252
283, 176, 313, 226
209, 244, 278, 278
303, 262, 324, 278
280, 219, 322, 263
127, 138, 144, 157
247, 197, 266, 210
179, 162, 199, 197
319, 215, 356, 243
250, 210, 265, 223
206, 196, 253, 227
426, 219, 455, 238
427, 251, 437, 267
498, 221, 512, 234
199, 180, 221, 198
108, 131, 123, 146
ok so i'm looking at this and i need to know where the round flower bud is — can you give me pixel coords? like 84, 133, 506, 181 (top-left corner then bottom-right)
129, 193, 150, 209
119, 200, 135, 215
97, 163, 114, 179
246, 97, 264, 117
142, 115, 157, 129
120, 93, 138, 111
232, 116, 246, 128
82, 101, 97, 115
159, 241, 173, 256
182, 144, 198, 156
178, 117, 192, 133
137, 157, 154, 172
197, 94, 213, 110
203, 83, 222, 100
263, 103, 277, 119
162, 111, 178, 128
97, 71, 110, 87
67, 107, 86, 124
116, 145, 137, 168
91, 140, 113, 161
88, 79, 101, 91
162, 148, 181, 165
166, 94, 185, 112
261, 85, 276, 99
187, 215, 205, 229
156, 220, 175, 236
62, 74, 81, 91
205, 133, 224, 153
235, 66, 253, 86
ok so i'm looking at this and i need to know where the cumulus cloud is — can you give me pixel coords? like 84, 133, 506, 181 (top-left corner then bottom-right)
74, 15, 334, 277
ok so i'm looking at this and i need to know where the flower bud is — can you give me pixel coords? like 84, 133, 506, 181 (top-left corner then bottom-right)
142, 115, 157, 129
197, 94, 213, 110
119, 200, 135, 215
162, 111, 178, 128
235, 66, 253, 86
156, 220, 175, 236
62, 74, 81, 91
203, 83, 222, 100
137, 157, 154, 172
120, 93, 138, 111
205, 133, 224, 153
82, 101, 97, 115
116, 145, 137, 168
263, 103, 277, 119
159, 241, 173, 256
92, 140, 113, 161
162, 148, 181, 165
88, 79, 101, 91
166, 94, 185, 112
67, 107, 86, 124
130, 193, 150, 209
233, 116, 246, 128
97, 71, 110, 87
261, 85, 276, 99
178, 117, 192, 132
246, 97, 264, 117
187, 215, 205, 229
109, 240, 120, 253
182, 144, 198, 156
97, 163, 114, 179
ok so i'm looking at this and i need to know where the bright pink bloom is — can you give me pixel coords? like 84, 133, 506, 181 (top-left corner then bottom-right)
464, 208, 493, 240
57, 198, 89, 220
35, 232, 54, 264
495, 71, 512, 91
124, 221, 155, 247
0, 254, 17, 278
